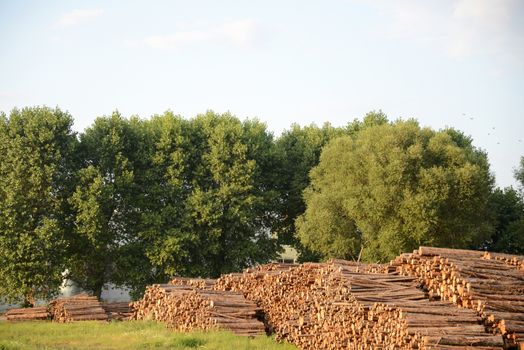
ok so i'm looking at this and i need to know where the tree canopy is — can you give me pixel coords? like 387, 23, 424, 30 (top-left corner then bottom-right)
0, 106, 519, 303
0, 107, 77, 305
68, 112, 150, 298
297, 118, 494, 262
516, 156, 524, 190
486, 156, 524, 255
139, 111, 279, 282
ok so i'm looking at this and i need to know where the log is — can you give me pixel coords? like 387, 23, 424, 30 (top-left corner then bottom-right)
131, 284, 265, 337
391, 246, 524, 348
49, 293, 108, 322
6, 307, 49, 321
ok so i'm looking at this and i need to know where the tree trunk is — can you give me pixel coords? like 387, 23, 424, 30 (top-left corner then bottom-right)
23, 291, 36, 308
93, 282, 104, 300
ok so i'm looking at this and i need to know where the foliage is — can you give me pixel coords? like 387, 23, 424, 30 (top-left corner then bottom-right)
487, 187, 524, 254
0, 106, 517, 302
64, 110, 282, 297
486, 157, 524, 255
516, 156, 524, 190
140, 111, 279, 280
297, 118, 494, 262
0, 321, 298, 350
273, 111, 388, 261
0, 107, 77, 304
68, 112, 152, 297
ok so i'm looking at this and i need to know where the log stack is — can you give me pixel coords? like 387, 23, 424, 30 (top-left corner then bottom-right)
215, 260, 504, 349
390, 246, 524, 349
332, 259, 504, 349
102, 302, 134, 321
131, 284, 265, 336
168, 277, 216, 289
3, 246, 520, 350
215, 262, 376, 349
131, 284, 197, 321
483, 251, 524, 270
49, 293, 108, 322
6, 307, 49, 321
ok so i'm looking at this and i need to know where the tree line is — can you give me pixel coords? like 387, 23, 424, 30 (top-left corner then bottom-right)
1, 107, 523, 305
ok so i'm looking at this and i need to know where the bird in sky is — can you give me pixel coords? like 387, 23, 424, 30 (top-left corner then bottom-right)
469, 117, 474, 120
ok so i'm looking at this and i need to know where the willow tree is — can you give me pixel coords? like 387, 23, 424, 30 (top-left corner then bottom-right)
273, 111, 387, 261
0, 107, 77, 305
297, 119, 494, 262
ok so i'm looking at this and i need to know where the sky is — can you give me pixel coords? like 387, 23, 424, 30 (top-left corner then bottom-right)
1, 0, 523, 188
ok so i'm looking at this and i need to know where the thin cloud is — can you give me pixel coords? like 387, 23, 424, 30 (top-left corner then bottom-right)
55, 9, 104, 28
448, 0, 518, 58
0, 91, 10, 98
0, 90, 18, 99
359, 0, 523, 64
145, 19, 259, 49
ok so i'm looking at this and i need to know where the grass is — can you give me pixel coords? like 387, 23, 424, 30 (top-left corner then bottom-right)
0, 320, 297, 350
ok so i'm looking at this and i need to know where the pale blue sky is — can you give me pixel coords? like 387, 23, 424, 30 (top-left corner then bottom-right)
1, 0, 523, 187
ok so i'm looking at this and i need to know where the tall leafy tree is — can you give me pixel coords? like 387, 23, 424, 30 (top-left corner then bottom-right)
273, 123, 341, 246
0, 107, 77, 305
140, 112, 277, 280
487, 187, 524, 254
508, 156, 524, 254
486, 156, 524, 255
137, 112, 195, 284
297, 118, 494, 262
273, 111, 387, 259
68, 112, 149, 298
185, 111, 279, 276
516, 156, 524, 190
140, 111, 279, 280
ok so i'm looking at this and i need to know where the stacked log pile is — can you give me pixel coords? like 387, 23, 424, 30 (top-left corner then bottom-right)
131, 284, 265, 336
215, 260, 504, 349
6, 307, 49, 321
332, 259, 504, 349
168, 277, 216, 289
131, 284, 193, 321
189, 290, 265, 336
483, 251, 524, 270
49, 294, 108, 322
215, 262, 378, 349
390, 246, 524, 348
329, 258, 393, 274
102, 302, 134, 321
3, 246, 520, 350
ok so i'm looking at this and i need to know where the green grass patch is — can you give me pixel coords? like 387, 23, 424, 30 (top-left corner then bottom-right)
0, 320, 297, 350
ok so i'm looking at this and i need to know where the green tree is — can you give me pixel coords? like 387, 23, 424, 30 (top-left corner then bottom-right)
273, 111, 387, 260
516, 156, 524, 190
137, 112, 195, 285
483, 157, 524, 255
273, 123, 342, 246
185, 111, 279, 276
139, 111, 279, 281
0, 107, 77, 305
488, 187, 524, 254
68, 112, 150, 298
297, 118, 494, 262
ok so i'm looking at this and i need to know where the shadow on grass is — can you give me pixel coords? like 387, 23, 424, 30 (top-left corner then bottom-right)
176, 337, 206, 348
0, 344, 18, 350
